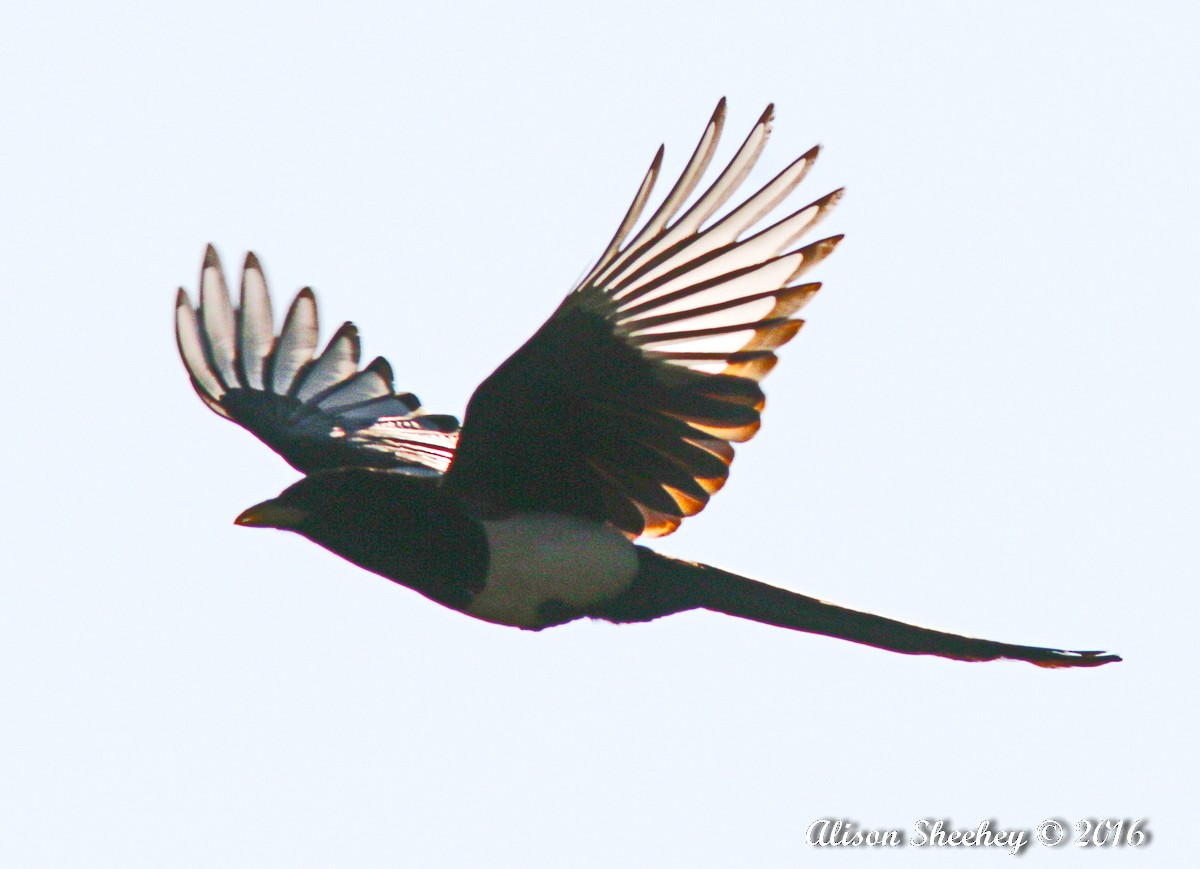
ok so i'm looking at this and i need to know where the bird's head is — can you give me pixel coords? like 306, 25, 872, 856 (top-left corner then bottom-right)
235, 467, 442, 543
234, 467, 485, 605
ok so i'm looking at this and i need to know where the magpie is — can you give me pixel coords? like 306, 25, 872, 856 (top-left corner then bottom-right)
176, 100, 1119, 668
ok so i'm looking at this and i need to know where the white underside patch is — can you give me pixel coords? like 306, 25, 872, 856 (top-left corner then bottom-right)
466, 514, 639, 628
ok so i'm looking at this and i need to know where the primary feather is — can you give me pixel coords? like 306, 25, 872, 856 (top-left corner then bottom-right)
175, 246, 458, 475
445, 99, 842, 536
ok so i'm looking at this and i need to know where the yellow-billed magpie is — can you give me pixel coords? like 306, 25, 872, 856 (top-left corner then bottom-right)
176, 100, 1119, 667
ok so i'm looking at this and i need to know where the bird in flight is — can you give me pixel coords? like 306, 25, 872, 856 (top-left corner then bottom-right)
175, 100, 1119, 668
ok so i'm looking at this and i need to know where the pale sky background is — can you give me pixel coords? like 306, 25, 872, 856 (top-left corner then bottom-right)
2, 1, 1197, 866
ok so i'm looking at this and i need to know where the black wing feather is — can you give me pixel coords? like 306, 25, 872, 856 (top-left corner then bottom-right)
444, 101, 841, 537
176, 246, 458, 475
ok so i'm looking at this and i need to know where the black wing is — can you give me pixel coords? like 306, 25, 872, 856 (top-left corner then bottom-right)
444, 100, 841, 537
175, 246, 459, 475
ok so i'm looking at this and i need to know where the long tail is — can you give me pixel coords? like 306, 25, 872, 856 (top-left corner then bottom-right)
619, 550, 1120, 668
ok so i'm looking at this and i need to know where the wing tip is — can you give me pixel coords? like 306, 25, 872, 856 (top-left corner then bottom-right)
815, 233, 846, 252
364, 355, 394, 384
818, 187, 845, 207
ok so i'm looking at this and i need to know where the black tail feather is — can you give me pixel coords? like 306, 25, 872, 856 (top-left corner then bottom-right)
622, 550, 1120, 668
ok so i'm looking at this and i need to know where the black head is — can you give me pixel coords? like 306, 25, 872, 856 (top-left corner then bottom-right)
237, 468, 440, 536
234, 468, 486, 608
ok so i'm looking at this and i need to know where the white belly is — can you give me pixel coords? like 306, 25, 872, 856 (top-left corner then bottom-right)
466, 514, 639, 628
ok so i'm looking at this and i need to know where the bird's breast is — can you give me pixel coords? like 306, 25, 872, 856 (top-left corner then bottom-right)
466, 513, 639, 628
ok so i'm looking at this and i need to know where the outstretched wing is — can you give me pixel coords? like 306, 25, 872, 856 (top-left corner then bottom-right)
175, 246, 459, 475
445, 100, 841, 537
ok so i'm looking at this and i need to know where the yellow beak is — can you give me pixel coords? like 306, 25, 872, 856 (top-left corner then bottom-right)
234, 501, 309, 529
